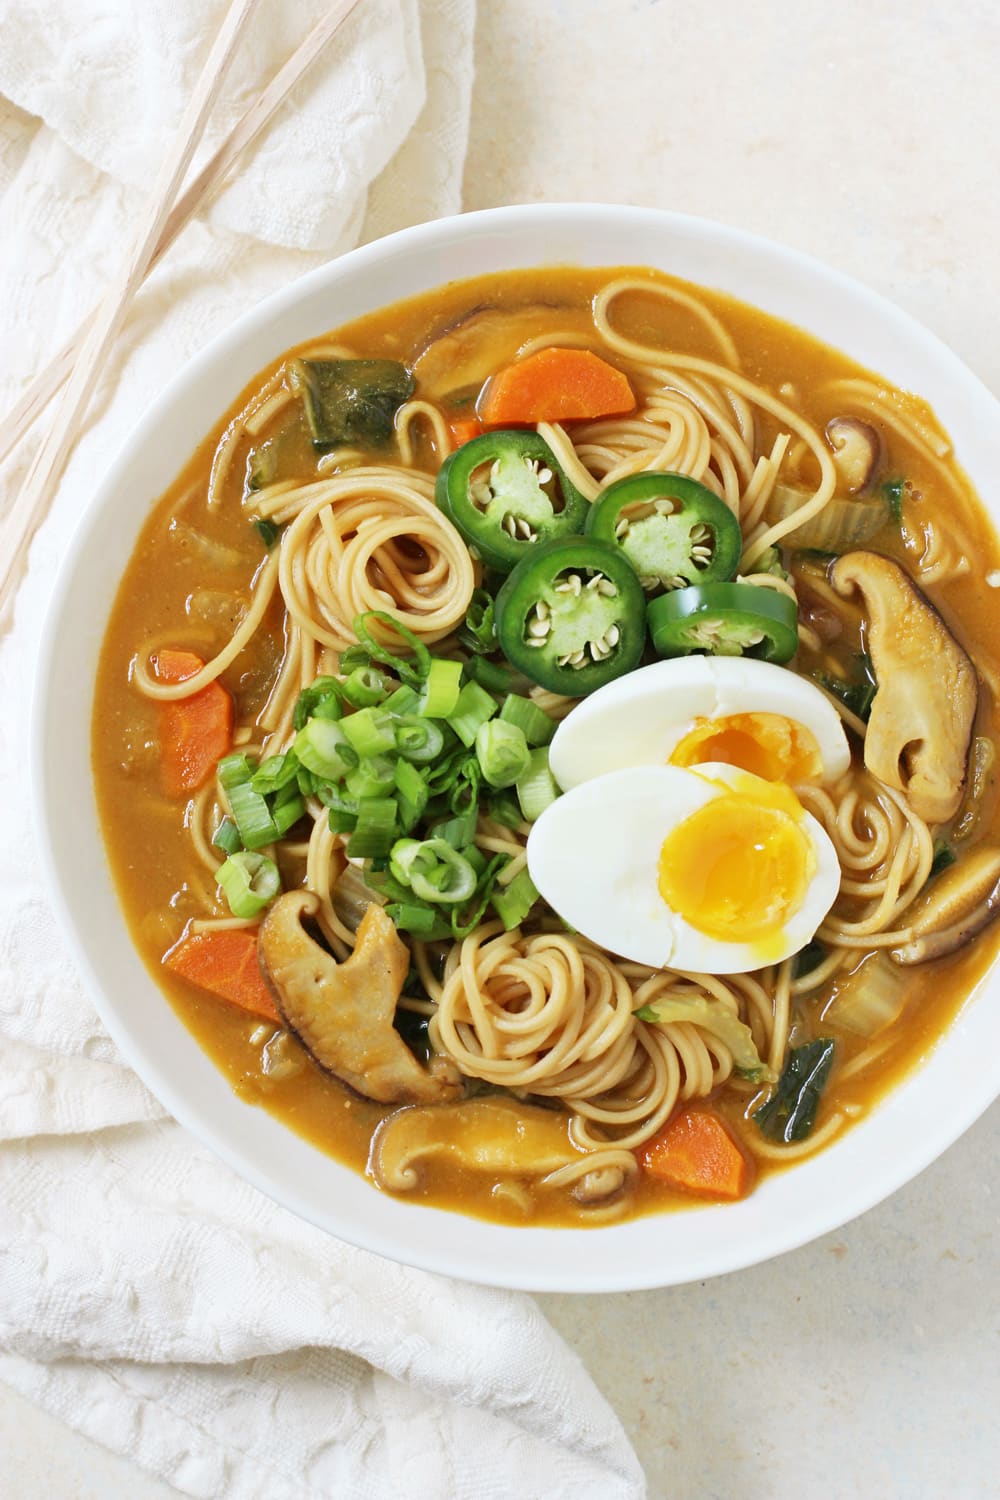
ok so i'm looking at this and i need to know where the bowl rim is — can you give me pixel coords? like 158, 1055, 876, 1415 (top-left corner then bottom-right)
32, 202, 1000, 1292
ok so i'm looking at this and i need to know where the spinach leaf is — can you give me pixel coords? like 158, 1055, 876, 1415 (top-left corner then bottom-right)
290, 358, 415, 448
753, 1038, 835, 1143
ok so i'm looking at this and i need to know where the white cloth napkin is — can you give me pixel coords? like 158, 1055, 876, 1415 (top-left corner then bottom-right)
0, 4, 646, 1496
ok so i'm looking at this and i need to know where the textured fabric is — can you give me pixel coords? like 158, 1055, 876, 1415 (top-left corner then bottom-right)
0, 5, 646, 1497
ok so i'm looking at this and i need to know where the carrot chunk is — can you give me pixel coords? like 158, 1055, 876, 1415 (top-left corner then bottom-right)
164, 929, 279, 1022
478, 347, 636, 426
152, 649, 233, 799
449, 415, 484, 448
640, 1108, 752, 1201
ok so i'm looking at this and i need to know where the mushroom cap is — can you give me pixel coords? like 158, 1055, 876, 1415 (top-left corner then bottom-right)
825, 417, 885, 495
369, 1096, 588, 1194
830, 551, 977, 824
892, 845, 1000, 964
258, 892, 460, 1105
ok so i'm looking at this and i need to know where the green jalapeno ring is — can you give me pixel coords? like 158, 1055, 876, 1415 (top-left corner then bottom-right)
494, 537, 646, 696
647, 581, 800, 664
435, 429, 590, 571
585, 471, 743, 594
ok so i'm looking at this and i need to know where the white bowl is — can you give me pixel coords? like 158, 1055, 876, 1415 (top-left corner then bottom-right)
33, 204, 1000, 1292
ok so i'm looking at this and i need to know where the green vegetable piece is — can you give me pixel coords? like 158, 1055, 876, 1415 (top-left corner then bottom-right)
389, 837, 478, 905
585, 471, 742, 594
458, 587, 498, 654
498, 692, 556, 747
516, 746, 561, 822
290, 358, 414, 449
436, 430, 589, 571
217, 851, 281, 919
754, 1038, 835, 1143
633, 996, 775, 1082
811, 652, 877, 722
252, 517, 280, 549
491, 868, 540, 930
793, 938, 828, 984
495, 536, 646, 696
882, 476, 906, 525
212, 817, 242, 856
476, 718, 531, 788
930, 840, 956, 877
292, 677, 344, 731
647, 581, 799, 664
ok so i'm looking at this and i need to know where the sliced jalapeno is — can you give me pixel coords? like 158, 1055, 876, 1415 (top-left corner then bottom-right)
494, 537, 646, 695
585, 471, 742, 593
435, 430, 589, 571
647, 582, 799, 663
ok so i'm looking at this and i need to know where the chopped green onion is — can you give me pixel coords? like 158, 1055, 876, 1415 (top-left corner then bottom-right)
450, 852, 509, 939
491, 868, 539, 930
931, 840, 956, 877
294, 718, 355, 780
475, 719, 531, 789
394, 757, 429, 831
457, 587, 497, 654
340, 707, 397, 758
328, 807, 359, 834
449, 754, 482, 814
251, 752, 300, 798
353, 610, 431, 688
345, 796, 398, 858
389, 837, 478, 904
382, 683, 421, 716
227, 778, 279, 850
293, 677, 344, 730
272, 794, 306, 836
463, 654, 516, 694
217, 752, 255, 790
345, 755, 397, 800
515, 748, 561, 822
486, 788, 523, 829
394, 715, 445, 765
418, 657, 463, 718
217, 851, 281, 918
337, 644, 371, 673
252, 517, 280, 548
212, 817, 242, 856
498, 693, 556, 747
386, 901, 451, 939
447, 680, 497, 747
433, 806, 478, 848
342, 665, 390, 708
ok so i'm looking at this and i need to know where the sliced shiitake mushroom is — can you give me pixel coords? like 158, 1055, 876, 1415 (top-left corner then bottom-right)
825, 417, 885, 495
892, 845, 1000, 964
830, 551, 977, 824
369, 1095, 616, 1196
258, 892, 459, 1105
411, 303, 565, 399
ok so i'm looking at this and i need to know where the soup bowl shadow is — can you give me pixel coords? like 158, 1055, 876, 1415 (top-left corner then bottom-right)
32, 203, 1000, 1292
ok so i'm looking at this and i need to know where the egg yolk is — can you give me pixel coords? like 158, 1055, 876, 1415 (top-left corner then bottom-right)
669, 713, 822, 783
657, 776, 815, 949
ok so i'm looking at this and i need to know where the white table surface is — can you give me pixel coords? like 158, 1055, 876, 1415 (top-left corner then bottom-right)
5, 1, 999, 1495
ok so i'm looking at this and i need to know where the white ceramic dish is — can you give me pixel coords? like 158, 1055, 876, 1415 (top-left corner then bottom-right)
33, 204, 1000, 1293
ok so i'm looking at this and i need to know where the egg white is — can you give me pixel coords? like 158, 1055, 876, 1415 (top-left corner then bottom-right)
549, 656, 851, 791
526, 761, 842, 974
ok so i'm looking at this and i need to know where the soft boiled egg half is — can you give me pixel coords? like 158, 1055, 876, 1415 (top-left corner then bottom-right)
528, 658, 850, 973
527, 761, 841, 973
548, 656, 851, 792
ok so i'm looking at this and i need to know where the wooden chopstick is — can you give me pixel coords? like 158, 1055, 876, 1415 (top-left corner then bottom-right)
0, 0, 365, 474
0, 0, 365, 613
